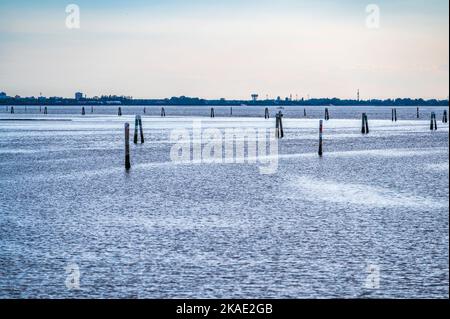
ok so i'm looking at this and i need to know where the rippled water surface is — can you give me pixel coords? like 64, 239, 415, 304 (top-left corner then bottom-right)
0, 105, 448, 298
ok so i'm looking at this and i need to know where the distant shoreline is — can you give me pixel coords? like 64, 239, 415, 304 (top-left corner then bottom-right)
0, 97, 448, 107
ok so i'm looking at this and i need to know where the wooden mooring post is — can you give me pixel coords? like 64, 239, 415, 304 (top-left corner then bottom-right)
361, 113, 369, 134
133, 115, 144, 144
391, 108, 397, 122
265, 107, 270, 119
275, 111, 284, 139
139, 116, 144, 143
81, 107, 86, 115
161, 107, 166, 117
210, 108, 215, 118
430, 112, 437, 130
442, 110, 448, 124
365, 113, 369, 134
10, 106, 14, 114
318, 120, 323, 157
118, 107, 122, 116
125, 123, 131, 170
325, 108, 330, 121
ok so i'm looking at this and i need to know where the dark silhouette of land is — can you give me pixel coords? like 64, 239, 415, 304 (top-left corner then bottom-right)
0, 93, 448, 106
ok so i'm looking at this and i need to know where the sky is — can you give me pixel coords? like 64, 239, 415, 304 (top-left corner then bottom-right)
0, 0, 448, 100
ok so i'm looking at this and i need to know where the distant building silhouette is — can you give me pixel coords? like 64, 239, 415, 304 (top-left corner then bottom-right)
75, 92, 83, 100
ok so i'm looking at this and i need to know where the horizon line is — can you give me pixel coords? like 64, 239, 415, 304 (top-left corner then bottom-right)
1, 92, 448, 102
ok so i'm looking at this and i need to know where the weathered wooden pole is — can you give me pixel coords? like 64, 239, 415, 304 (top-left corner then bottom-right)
365, 114, 369, 134
230, 107, 233, 116
118, 107, 122, 116
265, 107, 269, 119
417, 107, 420, 119
430, 112, 438, 130
275, 111, 284, 139
10, 106, 14, 114
133, 115, 144, 144
325, 108, 330, 121
394, 108, 397, 122
44, 107, 48, 114
134, 115, 139, 144
275, 114, 280, 138
81, 107, 85, 115
361, 113, 366, 134
279, 112, 284, 138
304, 108, 306, 117
161, 107, 166, 117
91, 106, 94, 113
392, 109, 394, 122
39, 106, 42, 113
143, 107, 146, 114
125, 123, 131, 170
318, 120, 323, 157
139, 116, 144, 144
443, 110, 448, 123
210, 108, 215, 118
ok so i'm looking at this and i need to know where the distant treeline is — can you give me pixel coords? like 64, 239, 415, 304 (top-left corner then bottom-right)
0, 96, 448, 107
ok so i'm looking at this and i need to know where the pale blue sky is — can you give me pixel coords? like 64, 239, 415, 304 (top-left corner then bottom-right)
0, 0, 448, 99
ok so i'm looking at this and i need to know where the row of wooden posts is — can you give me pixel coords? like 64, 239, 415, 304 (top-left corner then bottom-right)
119, 109, 446, 169
120, 107, 312, 119
87, 106, 448, 123
8, 106, 47, 114
124, 107, 448, 128
5, 105, 448, 132
1, 105, 445, 170
4, 105, 448, 122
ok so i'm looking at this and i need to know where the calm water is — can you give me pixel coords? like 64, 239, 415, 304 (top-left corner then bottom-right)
0, 105, 448, 298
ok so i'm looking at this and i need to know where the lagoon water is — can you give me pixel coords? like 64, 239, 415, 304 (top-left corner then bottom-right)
0, 105, 448, 298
